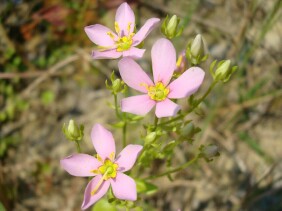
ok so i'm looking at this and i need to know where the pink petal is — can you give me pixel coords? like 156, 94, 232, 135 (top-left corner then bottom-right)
151, 38, 176, 86
60, 154, 101, 177
155, 99, 180, 118
118, 58, 153, 93
115, 2, 135, 36
110, 173, 137, 201
91, 124, 116, 160
122, 47, 145, 59
115, 145, 143, 172
84, 24, 117, 47
133, 18, 160, 46
81, 176, 110, 210
92, 49, 122, 59
168, 67, 205, 99
121, 95, 156, 116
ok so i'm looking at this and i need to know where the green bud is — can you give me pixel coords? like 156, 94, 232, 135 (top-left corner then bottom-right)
203, 144, 219, 158
62, 119, 84, 142
181, 122, 201, 138
186, 34, 208, 65
199, 144, 220, 162
112, 79, 122, 93
106, 71, 127, 94
145, 132, 157, 144
191, 34, 205, 58
211, 60, 238, 83
68, 119, 79, 137
161, 15, 183, 39
166, 15, 178, 37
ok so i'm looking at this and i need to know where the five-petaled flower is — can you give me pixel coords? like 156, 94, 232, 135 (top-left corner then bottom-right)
118, 38, 205, 118
60, 124, 143, 210
84, 3, 160, 59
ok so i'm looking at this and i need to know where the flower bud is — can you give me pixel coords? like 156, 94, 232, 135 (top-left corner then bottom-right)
175, 50, 187, 73
199, 144, 220, 162
145, 132, 157, 144
166, 15, 178, 37
186, 34, 208, 65
191, 34, 205, 58
210, 60, 237, 83
106, 71, 127, 94
63, 119, 84, 142
68, 119, 79, 137
203, 144, 219, 158
161, 15, 183, 39
112, 78, 122, 93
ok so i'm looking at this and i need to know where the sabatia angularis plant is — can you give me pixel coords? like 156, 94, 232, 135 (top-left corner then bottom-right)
84, 2, 160, 59
61, 1, 237, 210
119, 38, 205, 118
60, 124, 143, 210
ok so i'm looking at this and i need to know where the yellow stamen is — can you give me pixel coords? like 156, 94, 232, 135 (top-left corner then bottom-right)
96, 154, 103, 162
109, 152, 115, 161
115, 22, 120, 34
140, 83, 149, 89
127, 22, 132, 34
90, 169, 100, 174
147, 82, 170, 101
90, 158, 119, 195
107, 32, 115, 40
176, 54, 183, 67
91, 169, 109, 195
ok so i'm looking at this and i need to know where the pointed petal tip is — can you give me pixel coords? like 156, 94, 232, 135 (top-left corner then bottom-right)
115, 144, 143, 172
81, 177, 110, 210
91, 124, 116, 160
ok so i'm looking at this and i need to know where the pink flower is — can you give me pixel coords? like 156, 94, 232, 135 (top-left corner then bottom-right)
118, 38, 205, 118
60, 124, 143, 210
84, 3, 160, 59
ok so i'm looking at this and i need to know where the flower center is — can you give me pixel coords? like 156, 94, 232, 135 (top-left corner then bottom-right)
90, 154, 118, 196
106, 22, 135, 52
147, 82, 169, 101
98, 159, 118, 180
116, 35, 133, 52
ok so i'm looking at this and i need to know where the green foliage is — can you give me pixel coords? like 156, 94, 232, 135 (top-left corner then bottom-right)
0, 135, 19, 158
40, 91, 55, 105
92, 198, 117, 211
0, 202, 6, 211
136, 179, 158, 195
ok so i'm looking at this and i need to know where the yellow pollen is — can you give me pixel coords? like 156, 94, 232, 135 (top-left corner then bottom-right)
107, 32, 115, 40
96, 154, 103, 162
116, 35, 134, 52
127, 22, 132, 34
176, 54, 183, 67
147, 82, 169, 101
109, 152, 115, 161
115, 22, 120, 34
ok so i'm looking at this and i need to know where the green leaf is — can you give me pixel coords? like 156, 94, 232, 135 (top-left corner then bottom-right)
92, 198, 117, 211
0, 202, 6, 211
136, 179, 157, 195
40, 91, 55, 105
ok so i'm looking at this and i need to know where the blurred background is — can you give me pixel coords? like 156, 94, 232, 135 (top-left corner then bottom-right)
0, 0, 281, 210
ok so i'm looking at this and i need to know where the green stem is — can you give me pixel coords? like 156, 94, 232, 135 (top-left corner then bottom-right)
189, 81, 217, 112
75, 140, 81, 153
145, 155, 199, 180
159, 81, 218, 126
114, 94, 121, 119
122, 122, 127, 148
154, 116, 159, 129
